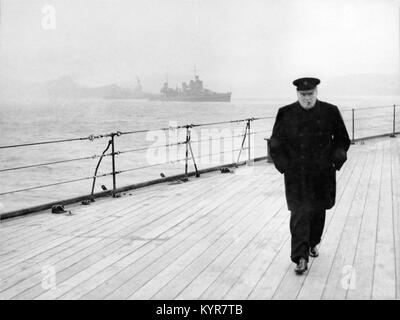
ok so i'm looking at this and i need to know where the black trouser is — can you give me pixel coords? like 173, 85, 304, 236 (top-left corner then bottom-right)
289, 209, 326, 263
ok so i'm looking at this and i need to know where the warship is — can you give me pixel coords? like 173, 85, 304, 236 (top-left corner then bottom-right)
149, 73, 231, 102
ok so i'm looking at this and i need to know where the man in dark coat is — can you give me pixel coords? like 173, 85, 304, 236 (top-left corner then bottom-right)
268, 77, 350, 274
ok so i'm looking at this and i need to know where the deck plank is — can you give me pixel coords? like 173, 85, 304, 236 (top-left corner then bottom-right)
59, 174, 262, 299
0, 185, 163, 240
92, 171, 273, 300
0, 173, 231, 277
372, 139, 397, 299
1, 237, 115, 299
320, 144, 374, 299
198, 196, 288, 300
344, 141, 385, 299
67, 169, 270, 299
1, 138, 399, 300
391, 138, 400, 299
145, 180, 283, 300
9, 174, 240, 299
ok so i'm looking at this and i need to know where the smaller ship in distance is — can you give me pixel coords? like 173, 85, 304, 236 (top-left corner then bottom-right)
104, 77, 152, 100
149, 73, 231, 102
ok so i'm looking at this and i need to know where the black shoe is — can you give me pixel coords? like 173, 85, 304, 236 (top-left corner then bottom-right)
294, 257, 308, 275
309, 246, 319, 257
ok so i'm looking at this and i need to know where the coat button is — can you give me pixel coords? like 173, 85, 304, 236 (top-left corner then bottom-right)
318, 131, 322, 135
317, 120, 321, 124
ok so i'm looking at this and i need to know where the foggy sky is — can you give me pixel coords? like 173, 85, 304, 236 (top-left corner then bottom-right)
0, 0, 398, 97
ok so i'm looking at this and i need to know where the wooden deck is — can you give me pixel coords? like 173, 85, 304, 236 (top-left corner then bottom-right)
0, 137, 399, 300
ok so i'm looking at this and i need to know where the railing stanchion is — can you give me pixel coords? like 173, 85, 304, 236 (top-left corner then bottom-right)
111, 133, 117, 197
351, 108, 355, 144
235, 120, 249, 166
247, 119, 251, 164
184, 125, 189, 180
187, 126, 200, 177
391, 104, 396, 138
90, 139, 112, 200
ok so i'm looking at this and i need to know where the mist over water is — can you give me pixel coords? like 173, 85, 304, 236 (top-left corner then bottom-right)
0, 0, 399, 98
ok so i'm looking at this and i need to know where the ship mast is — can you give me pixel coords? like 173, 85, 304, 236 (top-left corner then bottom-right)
136, 76, 142, 91
193, 65, 197, 78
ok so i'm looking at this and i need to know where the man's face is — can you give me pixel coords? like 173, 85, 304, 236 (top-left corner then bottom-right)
297, 88, 318, 109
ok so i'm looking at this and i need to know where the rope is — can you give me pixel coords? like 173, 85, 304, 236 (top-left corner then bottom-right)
106, 117, 272, 136
355, 124, 393, 131
0, 152, 114, 173
351, 105, 393, 111
354, 114, 392, 121
251, 116, 276, 120
119, 127, 183, 136
195, 148, 246, 159
0, 172, 114, 196
117, 157, 190, 174
190, 133, 246, 144
90, 139, 113, 196
117, 141, 187, 155
0, 108, 393, 149
249, 130, 271, 135
0, 134, 111, 150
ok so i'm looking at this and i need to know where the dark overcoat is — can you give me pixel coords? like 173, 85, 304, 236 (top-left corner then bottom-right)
268, 100, 351, 211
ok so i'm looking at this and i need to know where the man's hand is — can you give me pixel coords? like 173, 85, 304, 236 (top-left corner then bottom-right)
332, 148, 347, 171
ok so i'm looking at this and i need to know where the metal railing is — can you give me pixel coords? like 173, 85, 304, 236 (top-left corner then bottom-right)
0, 116, 274, 219
264, 104, 399, 162
0, 104, 398, 219
343, 104, 398, 143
